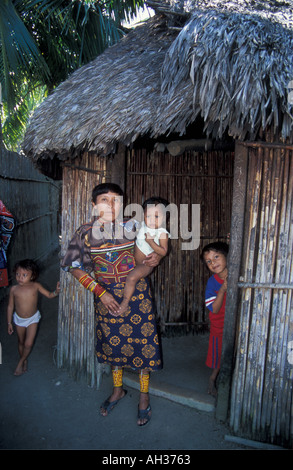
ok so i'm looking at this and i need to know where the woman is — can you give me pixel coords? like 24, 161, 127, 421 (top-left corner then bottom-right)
61, 183, 162, 425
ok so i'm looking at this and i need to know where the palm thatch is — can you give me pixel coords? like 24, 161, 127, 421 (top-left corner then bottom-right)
23, 0, 293, 160
158, 5, 293, 140
148, 0, 293, 26
23, 15, 177, 159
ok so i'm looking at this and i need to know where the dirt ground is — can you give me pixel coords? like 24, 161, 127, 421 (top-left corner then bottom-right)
0, 254, 252, 453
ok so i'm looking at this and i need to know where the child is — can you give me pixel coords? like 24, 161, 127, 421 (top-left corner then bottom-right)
7, 259, 60, 376
118, 197, 170, 315
201, 242, 229, 397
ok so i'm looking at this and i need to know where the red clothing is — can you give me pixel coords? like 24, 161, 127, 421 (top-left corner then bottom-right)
205, 274, 226, 368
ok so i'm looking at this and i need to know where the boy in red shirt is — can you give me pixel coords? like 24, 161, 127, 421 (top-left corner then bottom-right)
202, 242, 228, 397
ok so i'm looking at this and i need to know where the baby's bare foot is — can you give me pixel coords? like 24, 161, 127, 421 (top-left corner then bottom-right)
14, 364, 24, 376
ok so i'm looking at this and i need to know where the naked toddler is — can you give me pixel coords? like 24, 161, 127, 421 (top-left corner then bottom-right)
7, 259, 60, 376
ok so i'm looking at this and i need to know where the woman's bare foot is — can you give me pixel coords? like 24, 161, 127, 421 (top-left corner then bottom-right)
100, 388, 127, 417
137, 392, 151, 426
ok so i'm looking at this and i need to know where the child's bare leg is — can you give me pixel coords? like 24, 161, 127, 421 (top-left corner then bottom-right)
14, 323, 38, 376
208, 367, 220, 397
119, 264, 153, 314
14, 326, 26, 375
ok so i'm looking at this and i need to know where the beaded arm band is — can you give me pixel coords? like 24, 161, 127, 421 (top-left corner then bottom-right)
78, 273, 106, 298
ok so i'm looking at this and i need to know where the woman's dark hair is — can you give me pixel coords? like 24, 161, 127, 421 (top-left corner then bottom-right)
14, 259, 39, 281
201, 242, 229, 261
92, 183, 124, 203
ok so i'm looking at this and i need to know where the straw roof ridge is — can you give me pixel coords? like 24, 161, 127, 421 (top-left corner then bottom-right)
147, 0, 293, 28
156, 7, 293, 140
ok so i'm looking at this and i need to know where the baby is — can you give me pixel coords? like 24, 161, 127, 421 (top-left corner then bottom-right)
7, 259, 60, 376
118, 197, 170, 315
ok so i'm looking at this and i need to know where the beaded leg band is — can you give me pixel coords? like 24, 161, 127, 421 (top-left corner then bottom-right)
112, 367, 123, 388
78, 273, 106, 297
139, 370, 150, 393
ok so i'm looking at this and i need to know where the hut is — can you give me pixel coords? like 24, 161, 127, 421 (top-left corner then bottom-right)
23, 0, 293, 448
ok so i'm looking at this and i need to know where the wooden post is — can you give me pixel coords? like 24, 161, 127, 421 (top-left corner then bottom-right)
108, 143, 126, 193
216, 141, 248, 421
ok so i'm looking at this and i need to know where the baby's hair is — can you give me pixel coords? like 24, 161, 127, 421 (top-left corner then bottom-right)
142, 196, 169, 210
201, 242, 229, 262
143, 196, 170, 223
14, 259, 39, 281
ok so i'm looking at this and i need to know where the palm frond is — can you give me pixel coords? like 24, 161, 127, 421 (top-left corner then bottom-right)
0, 0, 50, 110
2, 82, 47, 150
2, 0, 143, 149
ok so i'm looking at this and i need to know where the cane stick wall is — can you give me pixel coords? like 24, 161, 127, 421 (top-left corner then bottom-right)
126, 147, 234, 333
230, 142, 293, 447
58, 153, 106, 387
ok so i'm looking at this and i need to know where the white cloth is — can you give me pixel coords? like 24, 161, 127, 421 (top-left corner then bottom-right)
135, 222, 170, 256
13, 310, 41, 328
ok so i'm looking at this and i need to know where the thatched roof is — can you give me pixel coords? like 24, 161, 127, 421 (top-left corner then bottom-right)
23, 0, 293, 160
157, 0, 293, 139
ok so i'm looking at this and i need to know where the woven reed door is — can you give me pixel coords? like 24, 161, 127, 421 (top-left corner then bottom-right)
229, 141, 293, 448
126, 147, 234, 333
58, 153, 106, 387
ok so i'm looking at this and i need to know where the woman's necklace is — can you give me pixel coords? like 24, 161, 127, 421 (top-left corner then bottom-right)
93, 218, 124, 244
93, 218, 115, 241
95, 219, 123, 262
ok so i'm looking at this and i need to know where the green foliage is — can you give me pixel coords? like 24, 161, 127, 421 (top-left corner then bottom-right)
0, 0, 145, 150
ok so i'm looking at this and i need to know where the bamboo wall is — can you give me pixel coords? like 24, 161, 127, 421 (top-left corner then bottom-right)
229, 142, 293, 448
58, 153, 106, 386
126, 147, 234, 334
0, 145, 60, 302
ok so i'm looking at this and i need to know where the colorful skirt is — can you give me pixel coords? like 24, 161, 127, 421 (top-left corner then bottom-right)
94, 277, 162, 371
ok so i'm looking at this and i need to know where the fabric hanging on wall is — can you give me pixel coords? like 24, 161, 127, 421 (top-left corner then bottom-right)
0, 201, 15, 287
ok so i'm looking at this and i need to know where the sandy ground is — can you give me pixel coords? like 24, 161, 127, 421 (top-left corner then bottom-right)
0, 255, 251, 453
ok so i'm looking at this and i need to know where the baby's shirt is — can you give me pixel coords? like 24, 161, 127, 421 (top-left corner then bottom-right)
136, 222, 170, 256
